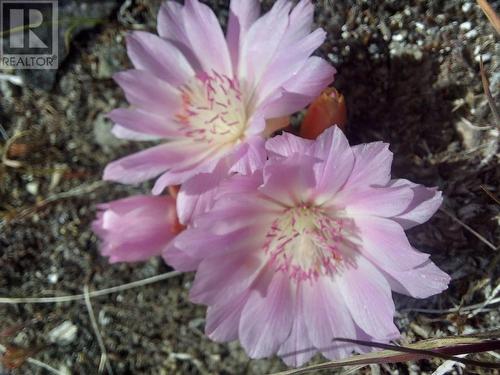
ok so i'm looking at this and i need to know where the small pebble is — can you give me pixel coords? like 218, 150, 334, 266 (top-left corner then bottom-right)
459, 21, 472, 31
26, 181, 39, 195
465, 29, 478, 39
48, 273, 59, 284
48, 321, 78, 345
462, 2, 473, 13
392, 33, 405, 42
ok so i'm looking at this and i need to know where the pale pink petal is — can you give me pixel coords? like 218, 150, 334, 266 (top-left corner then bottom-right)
93, 195, 177, 263
206, 290, 251, 342
113, 70, 181, 116
229, 136, 267, 174
280, 0, 314, 46
277, 285, 316, 367
151, 147, 221, 194
283, 57, 336, 97
111, 125, 161, 141
238, 0, 291, 96
239, 271, 294, 358
383, 259, 451, 298
312, 127, 355, 202
354, 216, 430, 271
260, 154, 318, 206
157, 1, 201, 70
303, 277, 358, 360
346, 142, 393, 188
107, 108, 180, 138
190, 252, 264, 305
255, 28, 326, 105
175, 224, 264, 260
176, 160, 230, 224
263, 57, 336, 118
162, 242, 200, 272
126, 31, 194, 85
227, 0, 260, 68
390, 179, 443, 229
180, 0, 232, 76
213, 172, 264, 201
103, 142, 197, 185
337, 257, 400, 340
265, 130, 313, 158
343, 186, 414, 218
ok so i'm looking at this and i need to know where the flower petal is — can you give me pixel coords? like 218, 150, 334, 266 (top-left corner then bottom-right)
337, 257, 400, 340
157, 1, 201, 70
256, 28, 327, 105
239, 271, 294, 358
265, 130, 313, 158
182, 0, 232, 76
93, 195, 177, 263
354, 216, 430, 271
206, 289, 251, 342
383, 259, 451, 298
303, 276, 358, 360
278, 284, 316, 367
312, 127, 355, 202
343, 186, 414, 218
107, 108, 180, 138
111, 125, 161, 141
390, 179, 443, 229
113, 70, 181, 116
162, 242, 200, 272
260, 153, 318, 206
238, 0, 291, 98
346, 142, 393, 188
103, 142, 193, 185
190, 252, 264, 305
126, 31, 194, 86
227, 0, 260, 68
229, 136, 267, 174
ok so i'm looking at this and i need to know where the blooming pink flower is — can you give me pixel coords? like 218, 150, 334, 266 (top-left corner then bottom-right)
103, 0, 335, 205
164, 127, 450, 366
92, 195, 179, 263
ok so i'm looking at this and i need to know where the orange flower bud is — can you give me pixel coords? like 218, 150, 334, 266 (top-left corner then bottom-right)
300, 88, 347, 140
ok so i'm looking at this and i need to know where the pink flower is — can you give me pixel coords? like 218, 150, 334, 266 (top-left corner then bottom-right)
103, 0, 335, 199
92, 195, 180, 263
164, 127, 450, 366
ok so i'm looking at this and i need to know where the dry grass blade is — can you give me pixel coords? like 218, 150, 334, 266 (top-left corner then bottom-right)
477, 0, 500, 33
479, 56, 500, 127
0, 181, 107, 229
84, 285, 113, 375
480, 185, 500, 205
439, 208, 497, 251
331, 337, 500, 368
0, 270, 182, 304
271, 333, 500, 375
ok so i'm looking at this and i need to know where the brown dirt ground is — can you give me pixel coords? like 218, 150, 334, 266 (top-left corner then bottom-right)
0, 0, 498, 374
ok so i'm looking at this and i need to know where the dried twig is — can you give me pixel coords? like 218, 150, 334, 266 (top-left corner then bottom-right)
84, 285, 113, 375
480, 185, 500, 205
0, 180, 107, 229
0, 270, 182, 304
439, 208, 497, 251
401, 296, 500, 314
0, 344, 62, 375
479, 56, 500, 127
477, 0, 500, 33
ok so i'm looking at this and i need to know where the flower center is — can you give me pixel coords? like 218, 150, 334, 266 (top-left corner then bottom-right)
175, 72, 247, 146
263, 206, 347, 281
